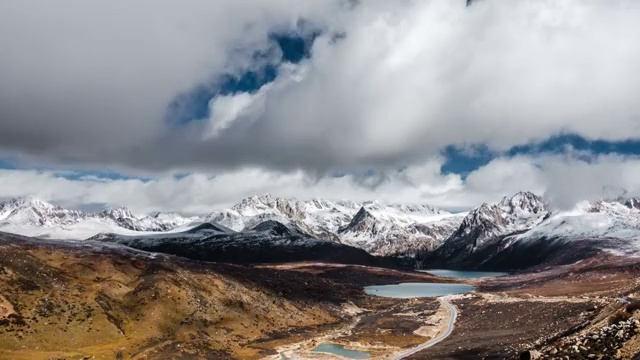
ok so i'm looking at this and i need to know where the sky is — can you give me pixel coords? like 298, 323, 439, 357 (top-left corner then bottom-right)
1, 0, 640, 214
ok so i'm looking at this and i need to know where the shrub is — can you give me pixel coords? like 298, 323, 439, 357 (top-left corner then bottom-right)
609, 310, 632, 325
625, 300, 640, 313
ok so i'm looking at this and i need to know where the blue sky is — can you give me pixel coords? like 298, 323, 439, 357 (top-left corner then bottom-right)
442, 135, 640, 177
166, 32, 318, 126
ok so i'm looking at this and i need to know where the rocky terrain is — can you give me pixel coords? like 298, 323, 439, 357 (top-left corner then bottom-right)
0, 197, 195, 239
4, 192, 640, 269
90, 220, 407, 268
0, 194, 464, 257
526, 317, 640, 360
204, 194, 463, 257
402, 254, 640, 359
2, 228, 640, 359
0, 231, 367, 359
419, 193, 640, 271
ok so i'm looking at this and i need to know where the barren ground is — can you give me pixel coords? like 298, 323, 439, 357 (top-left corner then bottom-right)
2, 232, 640, 359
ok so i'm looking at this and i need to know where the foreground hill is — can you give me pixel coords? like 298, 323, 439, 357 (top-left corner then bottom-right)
0, 231, 359, 360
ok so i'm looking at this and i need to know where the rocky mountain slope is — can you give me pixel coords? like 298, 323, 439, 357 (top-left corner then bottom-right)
4, 192, 640, 268
0, 231, 359, 360
203, 194, 462, 256
421, 192, 640, 270
0, 197, 195, 239
0, 195, 463, 257
90, 220, 407, 268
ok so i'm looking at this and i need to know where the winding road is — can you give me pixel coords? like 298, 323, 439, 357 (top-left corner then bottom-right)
392, 296, 457, 360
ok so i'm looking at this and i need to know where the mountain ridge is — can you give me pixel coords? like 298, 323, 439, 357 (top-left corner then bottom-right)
3, 192, 640, 268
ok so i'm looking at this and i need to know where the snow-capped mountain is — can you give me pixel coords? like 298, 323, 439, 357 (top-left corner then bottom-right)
202, 194, 462, 256
517, 199, 640, 245
425, 192, 549, 266
452, 192, 549, 247
204, 194, 358, 240
0, 197, 86, 226
91, 220, 405, 268
337, 205, 463, 256
0, 197, 193, 239
0, 195, 462, 256
422, 192, 640, 270
5, 191, 640, 268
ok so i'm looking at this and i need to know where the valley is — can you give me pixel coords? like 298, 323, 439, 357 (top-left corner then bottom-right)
1, 192, 640, 359
3, 1, 638, 358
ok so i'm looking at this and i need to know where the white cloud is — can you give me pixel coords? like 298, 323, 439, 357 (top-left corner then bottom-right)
2, 0, 640, 174
2, 153, 640, 214
0, 0, 342, 164
1, 0, 640, 207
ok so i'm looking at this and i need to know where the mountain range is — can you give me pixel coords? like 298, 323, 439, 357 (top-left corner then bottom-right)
0, 194, 461, 256
2, 192, 640, 270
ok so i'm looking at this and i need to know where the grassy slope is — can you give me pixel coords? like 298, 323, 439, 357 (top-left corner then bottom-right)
0, 233, 359, 360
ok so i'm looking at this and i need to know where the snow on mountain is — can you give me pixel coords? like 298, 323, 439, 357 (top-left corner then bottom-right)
9, 191, 640, 265
0, 197, 187, 240
210, 193, 359, 238
0, 195, 459, 256
152, 212, 199, 229
91, 220, 404, 268
424, 193, 640, 269
202, 194, 462, 256
450, 191, 549, 248
0, 196, 86, 227
517, 199, 640, 253
425, 192, 551, 266
336, 204, 464, 256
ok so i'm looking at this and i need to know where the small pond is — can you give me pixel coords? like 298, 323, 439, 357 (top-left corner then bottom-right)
311, 343, 370, 359
364, 282, 475, 298
418, 269, 509, 279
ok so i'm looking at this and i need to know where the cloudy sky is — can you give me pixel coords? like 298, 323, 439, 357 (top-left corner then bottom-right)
1, 0, 640, 214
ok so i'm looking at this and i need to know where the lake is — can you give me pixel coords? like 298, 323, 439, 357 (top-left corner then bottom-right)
418, 269, 509, 279
311, 343, 370, 359
364, 282, 475, 298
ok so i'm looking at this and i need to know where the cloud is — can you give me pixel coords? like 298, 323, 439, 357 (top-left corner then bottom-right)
2, 153, 640, 214
0, 159, 460, 214
2, 0, 640, 176
2, 0, 640, 208
0, 0, 341, 169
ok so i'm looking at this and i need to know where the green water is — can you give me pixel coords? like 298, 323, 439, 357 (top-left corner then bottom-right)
364, 282, 475, 298
419, 269, 509, 279
311, 343, 370, 359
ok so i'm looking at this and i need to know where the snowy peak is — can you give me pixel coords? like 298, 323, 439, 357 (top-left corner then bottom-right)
498, 191, 547, 214
339, 207, 378, 234
0, 197, 85, 226
580, 198, 640, 217
461, 203, 502, 228
1, 196, 57, 211
231, 193, 278, 214
453, 203, 503, 240
99, 207, 135, 220
0, 196, 189, 237
451, 192, 549, 246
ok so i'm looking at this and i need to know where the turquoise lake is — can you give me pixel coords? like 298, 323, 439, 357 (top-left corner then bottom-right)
418, 269, 509, 279
364, 282, 475, 298
311, 343, 370, 359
